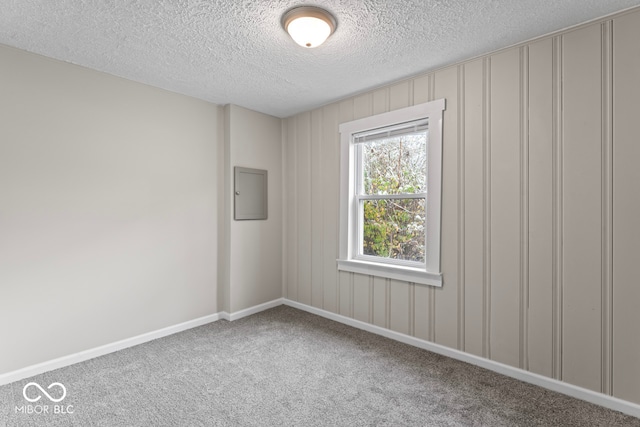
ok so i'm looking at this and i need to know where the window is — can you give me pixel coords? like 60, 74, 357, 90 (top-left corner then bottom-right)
337, 99, 445, 287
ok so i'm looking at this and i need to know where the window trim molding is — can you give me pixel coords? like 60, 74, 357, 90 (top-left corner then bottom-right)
337, 99, 445, 287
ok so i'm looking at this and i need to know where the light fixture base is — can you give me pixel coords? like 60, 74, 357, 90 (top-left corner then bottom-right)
282, 6, 337, 48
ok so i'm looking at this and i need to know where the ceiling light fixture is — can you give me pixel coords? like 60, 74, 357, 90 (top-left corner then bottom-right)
282, 6, 336, 48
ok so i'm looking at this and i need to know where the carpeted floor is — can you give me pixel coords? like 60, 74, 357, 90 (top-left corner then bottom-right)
1, 306, 639, 426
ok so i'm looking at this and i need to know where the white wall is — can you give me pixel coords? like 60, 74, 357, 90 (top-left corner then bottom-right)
222, 105, 282, 313
282, 8, 640, 406
0, 44, 222, 375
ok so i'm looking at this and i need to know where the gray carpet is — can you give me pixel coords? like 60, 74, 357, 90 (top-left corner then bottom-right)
1, 306, 638, 426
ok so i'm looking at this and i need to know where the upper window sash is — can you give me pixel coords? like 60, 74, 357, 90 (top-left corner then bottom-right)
354, 135, 427, 197
353, 118, 429, 143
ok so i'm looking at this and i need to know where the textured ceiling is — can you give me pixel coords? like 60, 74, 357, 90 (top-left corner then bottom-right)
1, 1, 639, 118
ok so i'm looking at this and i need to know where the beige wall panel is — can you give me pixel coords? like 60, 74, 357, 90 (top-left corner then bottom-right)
462, 59, 485, 357
527, 38, 554, 377
373, 277, 388, 328
321, 104, 340, 313
339, 271, 352, 317
337, 100, 355, 318
413, 74, 430, 105
285, 117, 298, 301
339, 99, 355, 124
389, 280, 411, 335
310, 109, 324, 308
373, 88, 389, 115
613, 10, 640, 404
489, 49, 522, 367
389, 81, 411, 110
350, 85, 373, 320
414, 284, 431, 341
561, 25, 602, 392
296, 112, 312, 306
351, 90, 372, 317
434, 66, 460, 349
353, 274, 371, 323
353, 93, 373, 120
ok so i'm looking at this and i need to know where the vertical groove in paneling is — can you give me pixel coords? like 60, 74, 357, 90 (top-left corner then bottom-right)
520, 46, 530, 370
310, 109, 324, 309
457, 64, 466, 351
429, 74, 435, 101
281, 119, 287, 300
282, 119, 288, 299
410, 80, 415, 105
428, 73, 436, 341
552, 35, 563, 381
287, 117, 299, 301
482, 57, 492, 359
600, 20, 614, 396
296, 113, 312, 305
319, 110, 325, 309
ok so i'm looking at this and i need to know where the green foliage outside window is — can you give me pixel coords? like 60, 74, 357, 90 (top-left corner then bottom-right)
360, 133, 427, 263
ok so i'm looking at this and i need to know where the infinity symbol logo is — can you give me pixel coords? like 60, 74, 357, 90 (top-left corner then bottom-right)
22, 382, 67, 403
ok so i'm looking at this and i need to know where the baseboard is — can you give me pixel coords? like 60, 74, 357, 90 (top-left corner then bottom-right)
217, 298, 284, 321
5, 297, 637, 419
226, 298, 285, 321
283, 299, 640, 419
0, 298, 286, 387
0, 312, 222, 386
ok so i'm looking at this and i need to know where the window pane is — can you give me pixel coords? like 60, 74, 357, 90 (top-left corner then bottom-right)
362, 198, 425, 263
361, 132, 427, 195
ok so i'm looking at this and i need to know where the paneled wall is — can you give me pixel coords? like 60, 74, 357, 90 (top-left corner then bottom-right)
283, 9, 640, 404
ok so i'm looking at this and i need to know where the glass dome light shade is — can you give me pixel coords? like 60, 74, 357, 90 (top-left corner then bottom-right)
282, 6, 336, 48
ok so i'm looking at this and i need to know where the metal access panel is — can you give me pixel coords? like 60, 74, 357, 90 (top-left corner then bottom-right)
234, 167, 268, 220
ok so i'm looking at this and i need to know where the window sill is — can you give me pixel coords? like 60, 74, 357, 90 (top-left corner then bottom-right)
337, 259, 442, 287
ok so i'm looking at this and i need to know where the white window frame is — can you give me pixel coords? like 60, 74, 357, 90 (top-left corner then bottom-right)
337, 99, 445, 287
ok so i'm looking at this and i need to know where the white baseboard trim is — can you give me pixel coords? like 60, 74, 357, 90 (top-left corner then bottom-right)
0, 298, 286, 387
225, 298, 285, 321
187, 300, 285, 323
0, 312, 222, 386
283, 299, 640, 419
